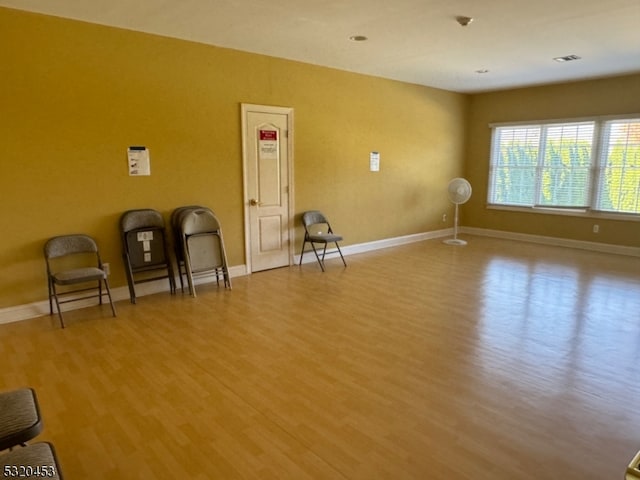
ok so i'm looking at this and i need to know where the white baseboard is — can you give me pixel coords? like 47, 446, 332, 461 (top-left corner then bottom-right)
0, 264, 248, 326
295, 228, 452, 264
2, 227, 637, 325
461, 227, 640, 257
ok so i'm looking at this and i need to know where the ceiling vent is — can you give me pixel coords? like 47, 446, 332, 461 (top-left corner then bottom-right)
554, 54, 581, 62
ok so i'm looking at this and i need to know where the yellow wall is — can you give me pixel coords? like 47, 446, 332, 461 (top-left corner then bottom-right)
465, 74, 640, 246
0, 8, 466, 307
2, 7, 638, 311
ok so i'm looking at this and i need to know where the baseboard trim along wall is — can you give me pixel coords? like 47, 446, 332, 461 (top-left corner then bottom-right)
0, 264, 247, 326
461, 227, 640, 258
2, 227, 638, 325
296, 229, 452, 265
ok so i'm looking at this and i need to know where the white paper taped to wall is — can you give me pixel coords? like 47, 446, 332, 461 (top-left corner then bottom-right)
128, 146, 151, 176
370, 151, 380, 172
137, 231, 154, 242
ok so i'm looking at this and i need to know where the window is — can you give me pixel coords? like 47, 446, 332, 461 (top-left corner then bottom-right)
595, 119, 640, 214
488, 116, 640, 216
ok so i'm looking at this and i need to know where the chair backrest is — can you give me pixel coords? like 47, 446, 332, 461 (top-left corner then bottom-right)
301, 210, 328, 228
120, 209, 165, 233
44, 234, 98, 260
171, 206, 204, 232
181, 209, 221, 236
120, 209, 171, 268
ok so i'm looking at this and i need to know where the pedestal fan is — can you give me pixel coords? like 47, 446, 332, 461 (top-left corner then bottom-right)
443, 178, 472, 246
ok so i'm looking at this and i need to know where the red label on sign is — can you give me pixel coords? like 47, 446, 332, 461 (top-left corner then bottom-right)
260, 130, 278, 141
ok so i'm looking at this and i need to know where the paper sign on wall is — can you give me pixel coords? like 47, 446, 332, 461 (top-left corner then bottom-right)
259, 130, 278, 160
370, 151, 380, 172
128, 146, 151, 176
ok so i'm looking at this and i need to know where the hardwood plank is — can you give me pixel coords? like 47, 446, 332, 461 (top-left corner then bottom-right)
1, 236, 640, 479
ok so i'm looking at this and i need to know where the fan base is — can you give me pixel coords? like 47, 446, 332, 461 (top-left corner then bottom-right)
443, 238, 467, 246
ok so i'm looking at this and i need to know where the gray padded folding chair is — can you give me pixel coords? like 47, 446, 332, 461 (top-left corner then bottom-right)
180, 208, 232, 296
170, 205, 205, 293
0, 442, 64, 479
299, 210, 347, 272
0, 388, 42, 452
44, 234, 116, 328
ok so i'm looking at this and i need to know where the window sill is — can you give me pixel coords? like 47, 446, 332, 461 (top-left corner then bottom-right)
486, 204, 640, 222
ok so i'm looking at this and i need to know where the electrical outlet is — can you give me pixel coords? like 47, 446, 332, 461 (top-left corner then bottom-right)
103, 263, 110, 275
592, 224, 599, 234
442, 213, 447, 222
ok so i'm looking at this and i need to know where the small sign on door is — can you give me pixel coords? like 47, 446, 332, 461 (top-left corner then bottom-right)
259, 130, 278, 160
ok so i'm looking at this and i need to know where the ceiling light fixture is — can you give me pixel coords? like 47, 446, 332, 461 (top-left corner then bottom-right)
349, 35, 368, 42
475, 69, 489, 74
554, 54, 581, 62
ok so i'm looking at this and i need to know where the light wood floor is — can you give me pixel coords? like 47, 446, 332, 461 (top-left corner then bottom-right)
2, 236, 640, 479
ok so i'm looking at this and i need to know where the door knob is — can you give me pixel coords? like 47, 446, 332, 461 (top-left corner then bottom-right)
250, 199, 262, 206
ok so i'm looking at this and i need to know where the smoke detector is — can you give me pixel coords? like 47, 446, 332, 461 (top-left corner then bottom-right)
456, 16, 474, 27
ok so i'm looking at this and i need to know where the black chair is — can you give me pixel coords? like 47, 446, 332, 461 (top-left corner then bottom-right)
0, 388, 42, 452
299, 210, 346, 272
120, 209, 176, 304
44, 234, 116, 328
0, 442, 64, 479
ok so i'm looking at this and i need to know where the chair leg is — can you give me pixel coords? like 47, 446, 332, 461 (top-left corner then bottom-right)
103, 278, 117, 318
334, 242, 347, 267
176, 260, 185, 293
168, 266, 176, 294
309, 242, 326, 272
164, 247, 177, 295
47, 278, 54, 316
299, 239, 308, 265
223, 267, 232, 289
183, 243, 197, 297
123, 255, 137, 304
175, 241, 187, 293
50, 285, 65, 329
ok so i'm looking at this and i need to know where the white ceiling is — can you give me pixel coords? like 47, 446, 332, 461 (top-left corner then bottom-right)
2, 0, 639, 93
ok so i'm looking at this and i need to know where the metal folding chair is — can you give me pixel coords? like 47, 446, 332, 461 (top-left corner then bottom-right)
180, 208, 232, 296
120, 209, 176, 304
299, 210, 347, 272
0, 388, 42, 452
44, 234, 116, 328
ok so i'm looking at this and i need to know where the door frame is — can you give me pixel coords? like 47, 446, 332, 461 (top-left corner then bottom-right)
241, 103, 295, 274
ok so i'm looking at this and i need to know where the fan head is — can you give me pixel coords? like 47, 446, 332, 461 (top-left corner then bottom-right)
447, 178, 472, 204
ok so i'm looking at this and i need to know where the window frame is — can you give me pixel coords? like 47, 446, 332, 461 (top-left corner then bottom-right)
487, 114, 640, 222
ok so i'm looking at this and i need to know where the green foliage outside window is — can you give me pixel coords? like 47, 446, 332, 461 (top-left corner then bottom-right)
600, 122, 640, 214
539, 141, 591, 207
489, 118, 640, 215
494, 143, 536, 206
